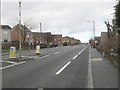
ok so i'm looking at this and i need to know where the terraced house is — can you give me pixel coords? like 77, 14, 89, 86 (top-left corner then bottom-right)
0, 25, 11, 42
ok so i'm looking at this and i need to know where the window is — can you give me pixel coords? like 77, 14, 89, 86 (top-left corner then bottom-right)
3, 30, 8, 34
4, 39, 8, 42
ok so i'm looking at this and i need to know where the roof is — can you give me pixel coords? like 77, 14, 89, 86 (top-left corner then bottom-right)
11, 24, 31, 33
51, 34, 62, 37
1, 25, 11, 29
32, 32, 51, 34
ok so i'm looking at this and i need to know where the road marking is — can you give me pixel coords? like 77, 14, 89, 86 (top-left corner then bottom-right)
0, 61, 26, 70
73, 55, 78, 60
56, 61, 71, 75
38, 88, 43, 90
79, 52, 81, 54
0, 60, 17, 64
78, 46, 88, 55
54, 52, 60, 54
88, 45, 94, 88
38, 55, 50, 59
92, 58, 103, 62
16, 61, 26, 65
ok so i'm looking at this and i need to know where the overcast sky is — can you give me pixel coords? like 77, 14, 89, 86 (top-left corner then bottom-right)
1, 0, 118, 42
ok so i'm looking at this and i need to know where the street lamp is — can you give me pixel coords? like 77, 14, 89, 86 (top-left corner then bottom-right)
40, 22, 42, 44
18, 0, 22, 58
88, 20, 95, 40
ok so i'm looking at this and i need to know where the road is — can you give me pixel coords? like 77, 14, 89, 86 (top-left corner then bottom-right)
2, 44, 90, 88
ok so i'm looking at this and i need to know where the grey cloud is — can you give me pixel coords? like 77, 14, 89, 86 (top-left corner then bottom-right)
1, 1, 116, 42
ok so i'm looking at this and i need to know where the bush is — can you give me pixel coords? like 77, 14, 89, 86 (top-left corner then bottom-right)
117, 48, 120, 54
63, 42, 67, 46
40, 43, 48, 48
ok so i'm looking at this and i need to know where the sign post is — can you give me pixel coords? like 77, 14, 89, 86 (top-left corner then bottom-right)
9, 47, 16, 59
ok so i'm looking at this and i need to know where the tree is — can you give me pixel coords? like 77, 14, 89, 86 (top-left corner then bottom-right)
114, 1, 120, 28
63, 42, 67, 46
21, 18, 36, 43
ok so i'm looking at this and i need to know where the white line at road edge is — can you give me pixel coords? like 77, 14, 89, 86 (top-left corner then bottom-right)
56, 61, 71, 75
88, 45, 94, 88
0, 60, 17, 64
0, 61, 26, 70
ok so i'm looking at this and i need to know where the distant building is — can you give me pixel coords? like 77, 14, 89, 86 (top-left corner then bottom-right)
74, 39, 81, 45
100, 31, 118, 52
61, 36, 81, 45
32, 32, 52, 45
51, 34, 62, 46
61, 36, 71, 44
100, 32, 110, 51
69, 37, 75, 45
95, 37, 101, 46
0, 25, 11, 42
89, 39, 95, 48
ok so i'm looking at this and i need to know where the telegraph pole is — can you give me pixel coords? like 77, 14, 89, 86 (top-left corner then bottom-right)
40, 22, 42, 33
88, 20, 95, 40
93, 21, 95, 40
39, 22, 42, 44
18, 1, 22, 58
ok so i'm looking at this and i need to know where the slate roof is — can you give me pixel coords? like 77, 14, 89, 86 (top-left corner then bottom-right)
1, 25, 11, 30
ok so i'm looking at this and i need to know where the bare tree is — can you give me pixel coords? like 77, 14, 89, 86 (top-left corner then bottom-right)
20, 18, 36, 43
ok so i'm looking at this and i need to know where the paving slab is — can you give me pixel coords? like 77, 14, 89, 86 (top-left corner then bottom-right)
91, 48, 119, 88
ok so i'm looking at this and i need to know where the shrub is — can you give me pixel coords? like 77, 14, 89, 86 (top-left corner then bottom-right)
63, 42, 67, 46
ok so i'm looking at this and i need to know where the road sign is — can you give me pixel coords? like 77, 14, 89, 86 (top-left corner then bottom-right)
9, 47, 16, 59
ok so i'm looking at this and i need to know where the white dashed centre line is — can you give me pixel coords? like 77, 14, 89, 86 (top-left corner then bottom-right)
73, 55, 78, 60
79, 52, 82, 54
56, 61, 71, 75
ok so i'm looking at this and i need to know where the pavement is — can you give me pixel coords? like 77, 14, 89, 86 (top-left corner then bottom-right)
1, 44, 119, 89
90, 47, 119, 88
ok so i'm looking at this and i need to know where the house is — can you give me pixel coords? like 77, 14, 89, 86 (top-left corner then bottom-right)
74, 39, 81, 45
0, 25, 11, 42
11, 24, 33, 44
70, 37, 75, 45
51, 34, 62, 47
100, 32, 110, 51
32, 32, 52, 47
61, 36, 71, 44
95, 37, 101, 46
61, 36, 81, 46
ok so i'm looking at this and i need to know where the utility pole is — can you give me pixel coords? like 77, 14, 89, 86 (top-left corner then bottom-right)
18, 1, 22, 58
39, 22, 42, 44
92, 21, 95, 40
40, 22, 42, 33
88, 20, 95, 40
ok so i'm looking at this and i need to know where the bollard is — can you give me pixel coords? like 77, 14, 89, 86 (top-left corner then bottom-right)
9, 47, 16, 59
36, 45, 40, 55
102, 52, 105, 57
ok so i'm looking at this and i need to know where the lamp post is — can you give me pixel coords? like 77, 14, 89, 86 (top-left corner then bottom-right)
40, 22, 42, 44
88, 20, 95, 40
18, 0, 22, 58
